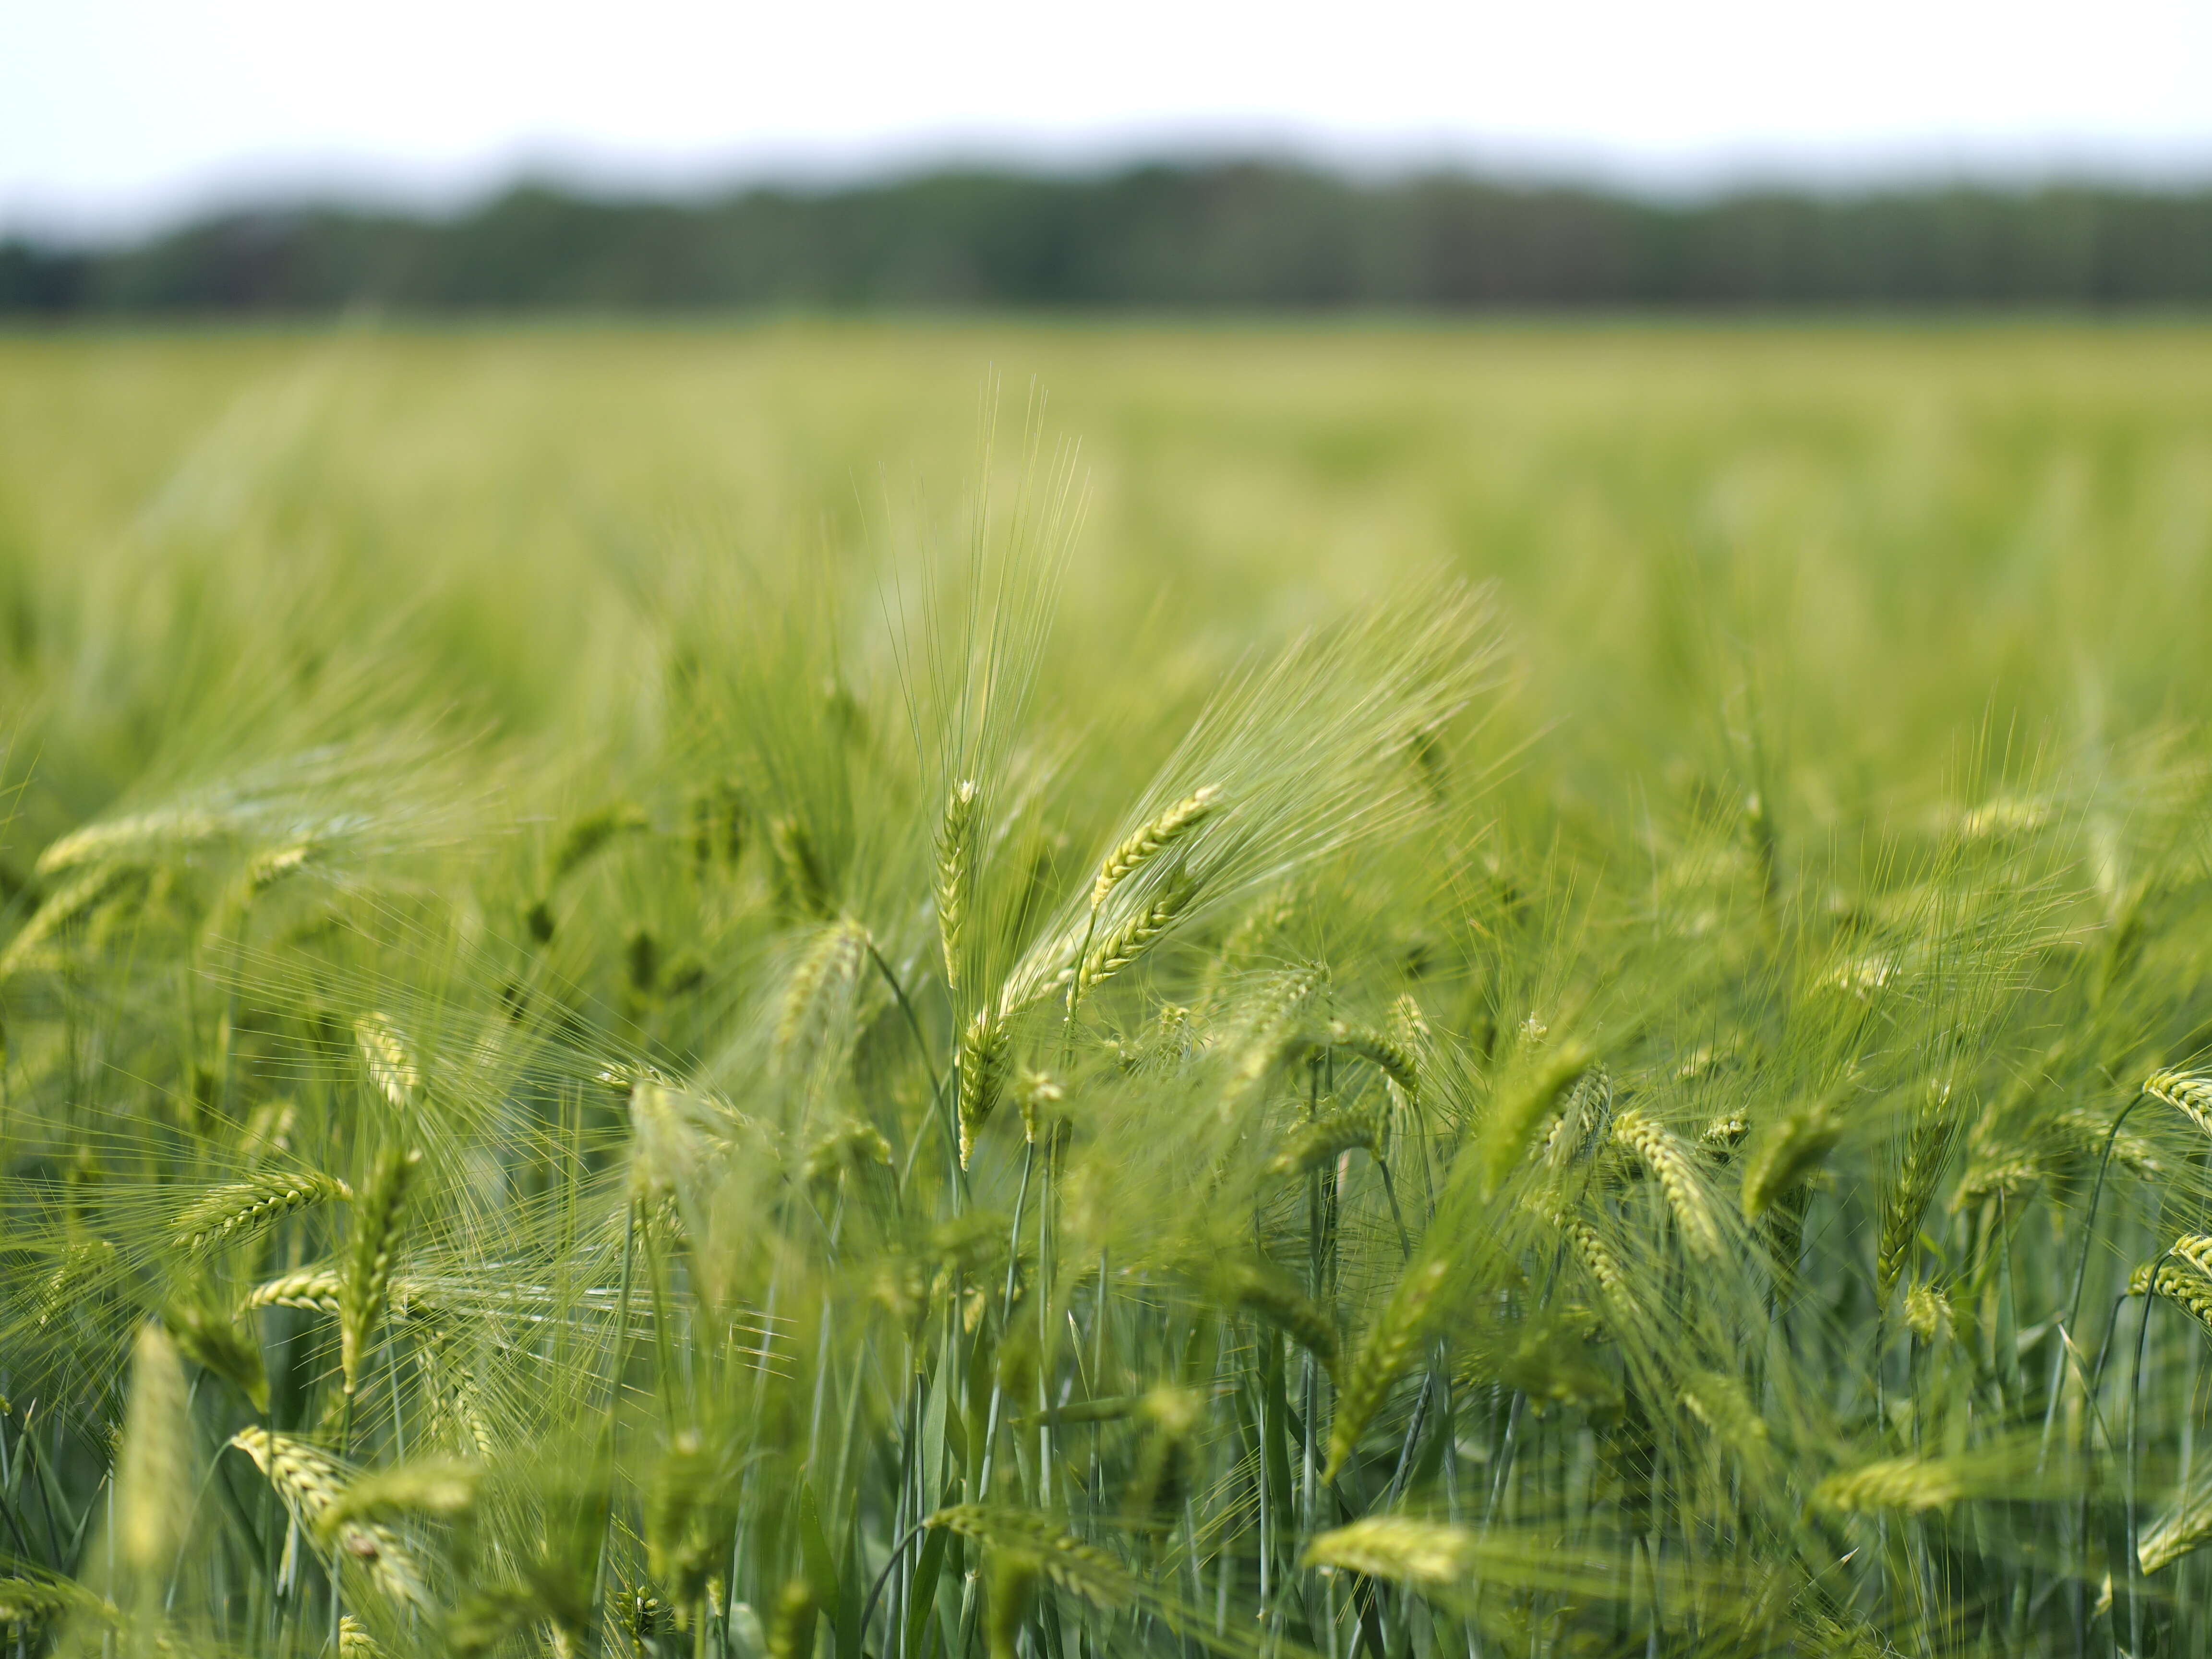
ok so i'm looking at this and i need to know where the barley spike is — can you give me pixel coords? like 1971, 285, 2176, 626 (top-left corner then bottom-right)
1092, 786, 1218, 910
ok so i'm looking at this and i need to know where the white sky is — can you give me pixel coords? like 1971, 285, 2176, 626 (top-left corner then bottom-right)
7, 0, 2212, 239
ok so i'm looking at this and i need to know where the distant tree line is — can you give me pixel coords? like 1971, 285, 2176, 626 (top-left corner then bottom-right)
7, 161, 2212, 313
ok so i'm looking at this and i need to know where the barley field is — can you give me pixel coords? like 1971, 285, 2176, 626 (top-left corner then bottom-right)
6, 322, 2212, 1659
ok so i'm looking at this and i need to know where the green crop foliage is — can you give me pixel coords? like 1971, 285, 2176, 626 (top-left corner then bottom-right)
5, 322, 2212, 1659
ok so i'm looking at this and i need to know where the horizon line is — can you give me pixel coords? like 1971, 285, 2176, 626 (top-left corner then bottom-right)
13, 132, 2212, 249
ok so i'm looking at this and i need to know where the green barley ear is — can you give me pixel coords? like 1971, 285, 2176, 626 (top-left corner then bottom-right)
172, 1167, 351, 1255
958, 1010, 1011, 1167
1014, 1069, 1067, 1144
2146, 1069, 2212, 1137
769, 815, 834, 920
1222, 1262, 1340, 1382
1122, 1385, 1202, 1530
242, 1266, 344, 1315
551, 802, 649, 881
774, 917, 870, 1075
690, 778, 747, 868
119, 1322, 192, 1591
923, 1506, 1141, 1611
1302, 1515, 1477, 1587
1327, 1018, 1420, 1106
164, 1290, 270, 1411
0, 1568, 113, 1640
936, 779, 979, 991
1268, 1102, 1380, 1177
2052, 1104, 2165, 1178
1073, 868, 1197, 1008
418, 1326, 498, 1457
1901, 1280, 1956, 1343
0, 862, 141, 981
1740, 1095, 1844, 1220
1813, 1453, 1969, 1515
229, 1427, 346, 1518
984, 1547, 1040, 1659
353, 1014, 420, 1111
341, 1145, 422, 1394
446, 1584, 551, 1659
1549, 1208, 1627, 1309
1326, 1254, 1451, 1480
1540, 1066, 1613, 1172
228, 1429, 430, 1611
1679, 1370, 1775, 1481
1092, 786, 1219, 911
319, 1457, 484, 1535
1876, 1080, 1961, 1301
1223, 965, 1327, 1102
803, 1118, 894, 1185
1474, 1037, 1594, 1197
764, 1576, 819, 1659
337, 1615, 385, 1659
1386, 995, 1430, 1104
2140, 1467, 2212, 1573
1610, 1108, 1723, 1263
2130, 1238, 2212, 1334
644, 1429, 722, 1606
1948, 1150, 2043, 1213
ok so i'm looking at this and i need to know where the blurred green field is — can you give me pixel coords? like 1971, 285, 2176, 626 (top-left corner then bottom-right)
11, 323, 2212, 1659
8, 321, 2212, 819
